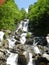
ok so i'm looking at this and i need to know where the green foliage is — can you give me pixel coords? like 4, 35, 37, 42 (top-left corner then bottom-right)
28, 0, 49, 36
0, 0, 21, 31
20, 8, 28, 20
26, 32, 32, 39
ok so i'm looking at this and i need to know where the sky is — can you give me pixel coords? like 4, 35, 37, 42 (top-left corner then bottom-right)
15, 0, 37, 12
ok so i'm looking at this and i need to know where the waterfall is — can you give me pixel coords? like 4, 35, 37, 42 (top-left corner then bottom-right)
27, 53, 33, 65
0, 31, 4, 45
7, 37, 16, 48
20, 19, 29, 44
15, 19, 29, 44
6, 53, 18, 65
6, 19, 29, 65
0, 19, 48, 65
33, 46, 40, 54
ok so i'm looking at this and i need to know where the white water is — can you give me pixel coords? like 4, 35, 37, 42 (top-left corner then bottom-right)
16, 19, 29, 44
33, 46, 40, 54
7, 37, 16, 48
0, 31, 4, 41
20, 19, 29, 44
28, 53, 33, 65
46, 37, 49, 48
7, 53, 18, 65
16, 21, 23, 32
22, 20, 29, 32
42, 53, 49, 60
0, 31, 4, 45
20, 33, 27, 44
7, 19, 29, 65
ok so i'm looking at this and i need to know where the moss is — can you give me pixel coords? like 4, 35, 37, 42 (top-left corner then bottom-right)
26, 32, 32, 39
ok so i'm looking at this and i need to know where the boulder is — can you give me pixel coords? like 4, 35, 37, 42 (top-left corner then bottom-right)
18, 51, 29, 65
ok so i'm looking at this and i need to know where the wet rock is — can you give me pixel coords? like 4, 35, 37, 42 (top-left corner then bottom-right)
14, 36, 20, 41
18, 51, 29, 65
15, 40, 21, 45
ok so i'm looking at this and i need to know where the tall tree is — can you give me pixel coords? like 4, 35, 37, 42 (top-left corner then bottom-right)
28, 0, 49, 36
0, 0, 20, 30
20, 8, 27, 20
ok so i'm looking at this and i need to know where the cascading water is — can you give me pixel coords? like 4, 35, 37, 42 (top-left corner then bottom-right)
0, 31, 4, 45
20, 19, 29, 44
16, 19, 29, 44
27, 53, 33, 65
6, 53, 18, 65
7, 37, 16, 48
6, 19, 29, 65
33, 46, 40, 54
0, 19, 49, 65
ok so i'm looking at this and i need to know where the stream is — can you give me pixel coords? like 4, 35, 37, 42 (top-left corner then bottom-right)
0, 19, 49, 65
6, 19, 31, 65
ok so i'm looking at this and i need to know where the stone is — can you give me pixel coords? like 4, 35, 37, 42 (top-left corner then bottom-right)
1, 39, 9, 49
18, 51, 29, 65
15, 40, 21, 45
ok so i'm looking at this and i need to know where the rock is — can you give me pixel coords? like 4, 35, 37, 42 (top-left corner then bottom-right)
15, 40, 21, 45
0, 48, 10, 58
18, 51, 29, 65
0, 60, 7, 65
18, 55, 28, 65
25, 38, 33, 45
34, 57, 49, 65
14, 36, 20, 41
0, 48, 10, 65
1, 39, 9, 49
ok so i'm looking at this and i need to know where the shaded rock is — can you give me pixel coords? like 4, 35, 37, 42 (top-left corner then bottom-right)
34, 57, 49, 65
18, 51, 29, 65
25, 38, 33, 45
15, 40, 21, 45
14, 36, 20, 41
18, 55, 28, 65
